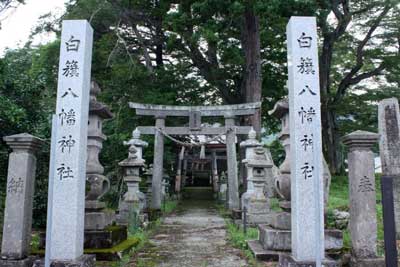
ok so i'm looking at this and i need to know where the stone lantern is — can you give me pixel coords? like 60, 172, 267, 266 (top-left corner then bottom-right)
144, 165, 153, 208
85, 81, 114, 231
241, 146, 272, 225
240, 128, 262, 193
117, 129, 148, 225
218, 171, 228, 202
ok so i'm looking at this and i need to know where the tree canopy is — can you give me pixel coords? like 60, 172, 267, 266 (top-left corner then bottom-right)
0, 0, 399, 227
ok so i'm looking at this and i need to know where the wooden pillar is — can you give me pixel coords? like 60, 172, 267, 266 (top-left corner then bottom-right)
211, 150, 219, 193
225, 115, 240, 210
151, 116, 165, 209
175, 157, 182, 193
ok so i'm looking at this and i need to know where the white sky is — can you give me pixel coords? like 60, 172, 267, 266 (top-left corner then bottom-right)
0, 0, 67, 54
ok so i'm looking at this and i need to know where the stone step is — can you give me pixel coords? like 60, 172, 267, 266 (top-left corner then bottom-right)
183, 187, 214, 200
247, 240, 283, 261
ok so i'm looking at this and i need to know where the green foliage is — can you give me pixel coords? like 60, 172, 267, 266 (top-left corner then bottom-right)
0, 0, 398, 232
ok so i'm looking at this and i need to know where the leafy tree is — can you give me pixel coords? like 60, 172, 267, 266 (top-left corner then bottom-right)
0, 0, 24, 29
317, 0, 400, 173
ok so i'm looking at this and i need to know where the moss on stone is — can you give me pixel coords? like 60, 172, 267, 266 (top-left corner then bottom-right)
84, 236, 140, 254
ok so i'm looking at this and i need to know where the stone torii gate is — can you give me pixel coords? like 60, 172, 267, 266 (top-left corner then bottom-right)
129, 102, 261, 210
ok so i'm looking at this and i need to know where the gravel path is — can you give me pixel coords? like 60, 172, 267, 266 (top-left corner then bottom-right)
131, 201, 250, 267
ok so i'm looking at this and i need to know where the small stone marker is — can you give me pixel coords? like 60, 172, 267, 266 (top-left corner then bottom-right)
1, 133, 44, 266
45, 20, 94, 265
342, 131, 384, 266
378, 98, 400, 238
284, 16, 325, 265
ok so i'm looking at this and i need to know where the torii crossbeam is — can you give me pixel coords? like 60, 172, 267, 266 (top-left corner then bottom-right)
129, 101, 261, 210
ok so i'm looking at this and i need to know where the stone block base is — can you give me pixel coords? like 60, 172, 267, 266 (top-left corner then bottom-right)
33, 255, 95, 267
259, 225, 343, 251
269, 212, 291, 230
279, 254, 339, 267
350, 257, 385, 267
231, 209, 242, 220
84, 225, 127, 249
247, 240, 285, 261
0, 257, 35, 267
84, 211, 115, 230
39, 226, 127, 250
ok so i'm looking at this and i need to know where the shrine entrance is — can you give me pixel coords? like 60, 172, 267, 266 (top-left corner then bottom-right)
129, 101, 261, 210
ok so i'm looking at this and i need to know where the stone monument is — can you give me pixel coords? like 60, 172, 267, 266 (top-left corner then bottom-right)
342, 131, 385, 267
42, 20, 95, 267
378, 98, 400, 238
0, 134, 44, 267
248, 98, 341, 262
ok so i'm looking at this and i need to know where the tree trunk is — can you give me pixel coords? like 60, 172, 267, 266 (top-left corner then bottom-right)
241, 2, 262, 134
321, 104, 342, 174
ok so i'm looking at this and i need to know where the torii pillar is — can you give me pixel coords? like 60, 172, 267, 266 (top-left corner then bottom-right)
225, 114, 240, 210
152, 116, 165, 210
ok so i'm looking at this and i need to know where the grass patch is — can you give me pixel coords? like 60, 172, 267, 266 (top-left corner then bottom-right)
162, 199, 178, 214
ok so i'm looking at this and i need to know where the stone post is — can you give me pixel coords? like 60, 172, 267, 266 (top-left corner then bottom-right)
84, 81, 114, 232
342, 131, 384, 267
225, 115, 239, 210
0, 134, 44, 266
378, 98, 400, 238
152, 116, 165, 209
144, 166, 153, 209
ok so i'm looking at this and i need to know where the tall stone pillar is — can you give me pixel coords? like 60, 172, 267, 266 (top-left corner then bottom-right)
342, 130, 384, 267
225, 115, 239, 210
1, 134, 44, 266
378, 98, 400, 238
152, 116, 165, 209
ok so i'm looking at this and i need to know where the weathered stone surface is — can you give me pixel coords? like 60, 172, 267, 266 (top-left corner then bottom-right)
225, 115, 240, 210
1, 133, 44, 260
83, 226, 127, 249
279, 254, 339, 267
46, 20, 93, 262
84, 211, 114, 230
247, 240, 283, 261
241, 143, 272, 224
39, 226, 127, 250
131, 201, 250, 267
152, 116, 165, 210
350, 257, 385, 267
33, 255, 95, 267
342, 130, 380, 259
287, 16, 324, 261
268, 212, 291, 230
258, 225, 343, 251
129, 101, 261, 117
0, 256, 36, 267
378, 97, 400, 238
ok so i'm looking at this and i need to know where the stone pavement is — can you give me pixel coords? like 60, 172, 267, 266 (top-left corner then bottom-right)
130, 200, 252, 267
